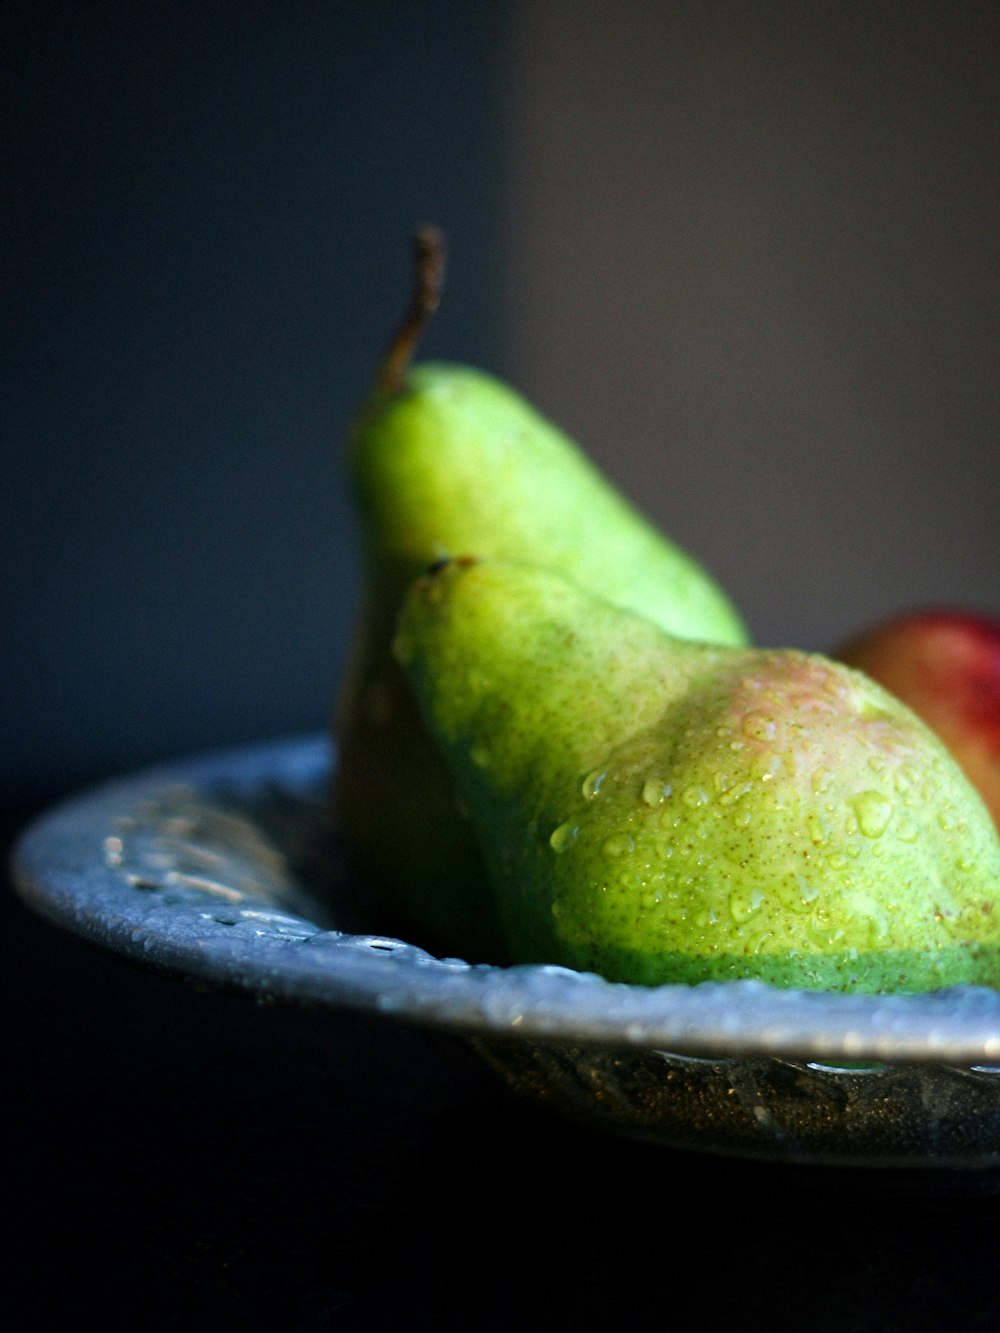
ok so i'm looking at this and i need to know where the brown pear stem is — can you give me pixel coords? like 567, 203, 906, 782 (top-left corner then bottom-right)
376, 225, 447, 397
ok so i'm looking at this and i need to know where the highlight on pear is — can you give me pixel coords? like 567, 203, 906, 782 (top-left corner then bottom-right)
329, 228, 1000, 995
331, 228, 748, 960
392, 557, 1000, 993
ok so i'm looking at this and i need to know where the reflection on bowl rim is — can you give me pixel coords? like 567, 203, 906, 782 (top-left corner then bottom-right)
12, 731, 1000, 1070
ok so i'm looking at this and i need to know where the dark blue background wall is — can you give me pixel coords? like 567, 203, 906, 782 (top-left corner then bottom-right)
5, 1, 508, 816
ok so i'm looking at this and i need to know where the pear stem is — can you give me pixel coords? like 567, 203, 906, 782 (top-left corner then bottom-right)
376, 225, 447, 397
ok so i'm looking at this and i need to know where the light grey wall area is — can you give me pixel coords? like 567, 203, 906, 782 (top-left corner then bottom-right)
503, 1, 999, 650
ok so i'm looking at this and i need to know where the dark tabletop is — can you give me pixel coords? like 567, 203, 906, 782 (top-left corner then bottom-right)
5, 795, 1000, 1333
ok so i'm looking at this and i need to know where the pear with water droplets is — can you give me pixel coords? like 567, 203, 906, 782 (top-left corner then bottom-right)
394, 559, 1000, 991
332, 228, 748, 958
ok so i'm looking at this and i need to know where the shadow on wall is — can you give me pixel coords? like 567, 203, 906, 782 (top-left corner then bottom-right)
9, 2, 999, 824
4, 1, 508, 814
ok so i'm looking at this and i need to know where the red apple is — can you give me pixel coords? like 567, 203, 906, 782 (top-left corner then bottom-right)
834, 608, 1000, 830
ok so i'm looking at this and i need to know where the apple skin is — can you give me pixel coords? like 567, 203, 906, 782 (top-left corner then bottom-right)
835, 609, 1000, 830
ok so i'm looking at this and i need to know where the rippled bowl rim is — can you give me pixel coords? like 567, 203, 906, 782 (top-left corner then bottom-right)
12, 732, 1000, 1066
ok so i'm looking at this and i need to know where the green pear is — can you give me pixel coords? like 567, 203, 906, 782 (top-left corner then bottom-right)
393, 558, 1000, 992
333, 228, 748, 959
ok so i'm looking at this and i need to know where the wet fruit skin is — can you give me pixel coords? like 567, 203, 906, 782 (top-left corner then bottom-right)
332, 230, 751, 962
334, 341, 747, 958
395, 560, 1000, 993
538, 652, 999, 991
836, 609, 1000, 833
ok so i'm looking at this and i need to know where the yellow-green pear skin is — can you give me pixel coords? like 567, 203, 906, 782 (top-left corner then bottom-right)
332, 231, 747, 960
347, 362, 749, 646
394, 559, 1000, 992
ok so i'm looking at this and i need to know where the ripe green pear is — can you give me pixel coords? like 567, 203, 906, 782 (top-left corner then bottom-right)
333, 229, 747, 958
394, 558, 1000, 992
